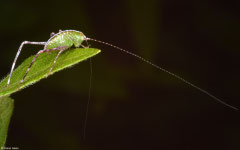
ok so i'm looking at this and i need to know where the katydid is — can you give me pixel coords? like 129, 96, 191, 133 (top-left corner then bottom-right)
7, 29, 238, 111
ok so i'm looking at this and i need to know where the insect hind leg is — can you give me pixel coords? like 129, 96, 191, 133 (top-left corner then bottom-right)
7, 41, 46, 87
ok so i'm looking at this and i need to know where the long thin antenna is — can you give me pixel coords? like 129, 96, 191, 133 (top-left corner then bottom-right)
83, 58, 93, 140
86, 37, 238, 110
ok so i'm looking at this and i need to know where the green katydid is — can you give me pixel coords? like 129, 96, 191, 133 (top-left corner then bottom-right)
6, 29, 238, 140
7, 29, 238, 110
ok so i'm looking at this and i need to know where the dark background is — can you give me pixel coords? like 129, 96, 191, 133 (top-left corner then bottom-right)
0, 0, 239, 149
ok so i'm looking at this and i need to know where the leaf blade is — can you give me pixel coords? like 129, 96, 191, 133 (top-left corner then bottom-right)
0, 96, 14, 148
0, 48, 101, 96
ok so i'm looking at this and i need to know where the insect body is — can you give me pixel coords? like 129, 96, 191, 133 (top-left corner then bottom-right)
45, 30, 86, 49
7, 30, 87, 86
7, 30, 238, 110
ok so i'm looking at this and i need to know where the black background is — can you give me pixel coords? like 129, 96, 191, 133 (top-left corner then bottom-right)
0, 0, 239, 149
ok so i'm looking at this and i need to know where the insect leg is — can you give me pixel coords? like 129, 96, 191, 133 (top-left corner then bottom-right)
67, 35, 89, 48
7, 41, 46, 86
84, 38, 90, 47
80, 44, 90, 48
19, 46, 65, 86
80, 39, 91, 48
47, 46, 68, 76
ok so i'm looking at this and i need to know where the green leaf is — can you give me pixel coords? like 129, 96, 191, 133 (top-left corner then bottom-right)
0, 96, 14, 147
0, 48, 101, 97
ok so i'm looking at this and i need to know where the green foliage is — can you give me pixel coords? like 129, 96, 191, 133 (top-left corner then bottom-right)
0, 47, 100, 147
0, 48, 101, 97
0, 96, 14, 148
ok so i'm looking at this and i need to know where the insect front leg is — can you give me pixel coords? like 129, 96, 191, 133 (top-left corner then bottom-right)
7, 41, 46, 87
80, 42, 90, 48
19, 46, 66, 87
84, 38, 90, 48
67, 35, 89, 48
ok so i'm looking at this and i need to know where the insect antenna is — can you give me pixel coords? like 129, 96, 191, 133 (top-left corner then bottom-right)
83, 58, 93, 140
86, 37, 238, 110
